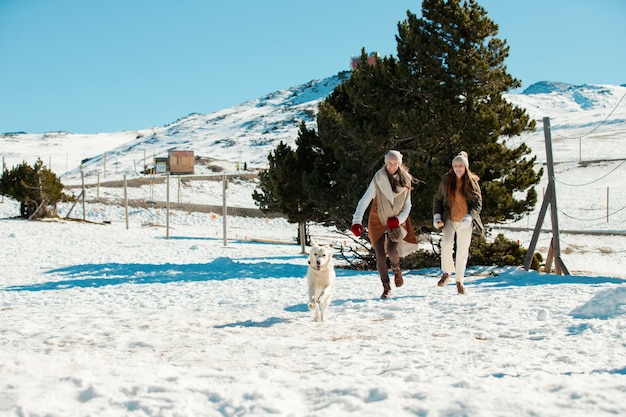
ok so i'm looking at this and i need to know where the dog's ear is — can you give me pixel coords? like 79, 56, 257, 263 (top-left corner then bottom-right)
327, 243, 334, 249
310, 239, 317, 247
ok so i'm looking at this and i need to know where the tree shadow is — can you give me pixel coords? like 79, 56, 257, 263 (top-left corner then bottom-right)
4, 257, 307, 292
4, 256, 368, 292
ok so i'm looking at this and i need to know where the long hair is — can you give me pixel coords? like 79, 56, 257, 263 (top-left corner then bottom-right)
443, 167, 480, 202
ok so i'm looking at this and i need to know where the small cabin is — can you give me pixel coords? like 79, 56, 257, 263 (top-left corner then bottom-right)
168, 150, 194, 174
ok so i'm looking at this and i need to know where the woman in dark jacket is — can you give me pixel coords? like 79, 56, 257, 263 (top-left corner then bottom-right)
433, 151, 484, 294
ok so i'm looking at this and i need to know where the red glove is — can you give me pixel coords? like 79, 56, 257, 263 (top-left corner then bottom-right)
351, 224, 364, 237
387, 217, 400, 229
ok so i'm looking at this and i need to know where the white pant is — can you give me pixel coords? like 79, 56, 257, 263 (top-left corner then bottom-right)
440, 220, 473, 285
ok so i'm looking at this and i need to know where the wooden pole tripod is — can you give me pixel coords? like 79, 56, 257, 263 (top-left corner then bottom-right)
523, 117, 570, 275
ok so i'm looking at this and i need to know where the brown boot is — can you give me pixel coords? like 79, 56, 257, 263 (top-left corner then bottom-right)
437, 273, 450, 287
391, 266, 403, 288
456, 282, 465, 294
381, 279, 391, 299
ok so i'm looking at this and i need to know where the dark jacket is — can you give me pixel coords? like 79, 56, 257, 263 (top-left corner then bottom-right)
433, 176, 485, 235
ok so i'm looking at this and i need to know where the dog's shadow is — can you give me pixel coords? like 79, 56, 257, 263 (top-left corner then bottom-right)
213, 295, 426, 328
284, 294, 426, 313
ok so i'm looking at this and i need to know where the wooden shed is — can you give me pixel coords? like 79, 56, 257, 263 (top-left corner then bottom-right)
168, 150, 194, 174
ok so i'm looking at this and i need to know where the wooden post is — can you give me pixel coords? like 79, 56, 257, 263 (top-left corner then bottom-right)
579, 137, 582, 164
166, 171, 170, 239
64, 190, 83, 219
223, 173, 227, 247
544, 238, 554, 274
524, 117, 569, 275
544, 118, 568, 275
124, 175, 129, 230
299, 222, 306, 254
524, 183, 551, 269
81, 171, 86, 221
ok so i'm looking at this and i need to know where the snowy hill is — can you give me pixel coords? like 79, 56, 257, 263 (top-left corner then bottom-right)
3, 75, 625, 235
2, 74, 624, 181
1, 72, 349, 181
1, 75, 625, 239
2, 73, 625, 234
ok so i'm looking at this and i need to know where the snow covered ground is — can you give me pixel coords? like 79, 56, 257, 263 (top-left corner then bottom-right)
1, 200, 625, 416
1, 79, 626, 416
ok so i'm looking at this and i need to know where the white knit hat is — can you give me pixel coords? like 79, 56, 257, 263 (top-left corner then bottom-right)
452, 151, 469, 169
384, 150, 403, 164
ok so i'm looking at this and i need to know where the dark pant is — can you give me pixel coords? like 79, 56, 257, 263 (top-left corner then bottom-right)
373, 234, 399, 283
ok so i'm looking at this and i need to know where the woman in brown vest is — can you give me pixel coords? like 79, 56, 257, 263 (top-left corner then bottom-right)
351, 150, 419, 299
432, 151, 484, 294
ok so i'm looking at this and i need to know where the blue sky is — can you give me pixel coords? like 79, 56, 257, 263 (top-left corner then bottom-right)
1, 0, 624, 134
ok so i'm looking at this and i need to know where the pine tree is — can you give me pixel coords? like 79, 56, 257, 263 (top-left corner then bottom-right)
0, 158, 71, 218
390, 0, 541, 225
312, 0, 541, 229
255, 0, 542, 232
252, 123, 320, 224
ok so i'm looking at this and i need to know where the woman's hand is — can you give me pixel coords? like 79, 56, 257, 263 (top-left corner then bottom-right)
433, 214, 444, 229
459, 214, 473, 230
351, 224, 364, 237
386, 217, 400, 229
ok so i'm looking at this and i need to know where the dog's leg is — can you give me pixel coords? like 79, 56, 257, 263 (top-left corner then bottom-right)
308, 285, 322, 321
310, 287, 325, 322
307, 283, 316, 311
314, 289, 323, 322
320, 289, 332, 322
316, 288, 326, 305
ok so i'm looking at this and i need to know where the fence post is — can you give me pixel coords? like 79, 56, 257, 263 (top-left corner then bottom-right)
124, 175, 129, 230
223, 173, 228, 247
81, 171, 86, 221
166, 171, 170, 239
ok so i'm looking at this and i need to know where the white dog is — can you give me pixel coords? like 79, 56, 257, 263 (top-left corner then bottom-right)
306, 242, 336, 322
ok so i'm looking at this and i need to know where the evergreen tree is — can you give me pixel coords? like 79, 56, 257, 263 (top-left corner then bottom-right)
0, 158, 71, 218
252, 123, 319, 224
390, 0, 541, 225
313, 0, 541, 229
255, 0, 542, 232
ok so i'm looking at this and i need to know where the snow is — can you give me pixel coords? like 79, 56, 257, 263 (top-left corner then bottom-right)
1, 78, 626, 416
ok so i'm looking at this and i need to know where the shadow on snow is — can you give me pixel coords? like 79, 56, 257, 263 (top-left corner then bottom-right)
4, 257, 623, 294
3, 256, 366, 292
467, 267, 624, 287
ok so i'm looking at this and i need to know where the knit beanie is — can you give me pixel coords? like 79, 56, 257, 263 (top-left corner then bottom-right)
452, 151, 469, 169
384, 150, 403, 164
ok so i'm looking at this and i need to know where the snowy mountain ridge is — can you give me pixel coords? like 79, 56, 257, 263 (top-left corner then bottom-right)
1, 73, 625, 183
